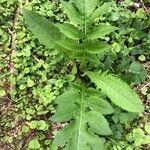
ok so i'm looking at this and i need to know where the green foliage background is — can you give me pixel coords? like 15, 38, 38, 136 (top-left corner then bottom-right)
0, 0, 150, 149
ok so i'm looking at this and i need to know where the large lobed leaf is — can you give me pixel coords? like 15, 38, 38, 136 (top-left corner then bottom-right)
57, 23, 80, 40
88, 24, 118, 40
85, 41, 110, 54
56, 39, 83, 51
23, 9, 62, 49
86, 96, 114, 115
87, 72, 144, 113
56, 39, 110, 55
73, 0, 98, 17
61, 1, 84, 25
91, 2, 113, 20
51, 88, 112, 149
52, 122, 105, 150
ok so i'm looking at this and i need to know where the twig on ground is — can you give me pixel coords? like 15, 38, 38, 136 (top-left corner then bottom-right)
8, 6, 21, 93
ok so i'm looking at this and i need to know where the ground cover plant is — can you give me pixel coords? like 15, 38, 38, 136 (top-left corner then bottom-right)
0, 0, 150, 149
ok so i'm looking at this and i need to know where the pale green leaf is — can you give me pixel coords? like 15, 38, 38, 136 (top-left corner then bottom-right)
0, 89, 5, 97
23, 9, 61, 49
73, 0, 98, 16
143, 136, 150, 144
87, 72, 144, 112
29, 120, 38, 129
69, 124, 105, 150
56, 39, 83, 51
28, 139, 40, 149
52, 123, 73, 148
89, 24, 118, 40
70, 51, 85, 59
86, 96, 114, 114
27, 78, 34, 87
38, 120, 48, 131
57, 23, 80, 40
53, 120, 105, 150
92, 2, 113, 20
51, 103, 78, 122
86, 111, 112, 135
61, 1, 84, 25
51, 88, 108, 149
22, 125, 29, 133
145, 122, 150, 134
85, 41, 110, 54
55, 89, 80, 104
133, 128, 145, 139
86, 54, 100, 63
69, 109, 105, 150
51, 90, 80, 122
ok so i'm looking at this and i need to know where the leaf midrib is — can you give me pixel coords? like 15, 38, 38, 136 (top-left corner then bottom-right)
76, 90, 84, 150
29, 14, 55, 43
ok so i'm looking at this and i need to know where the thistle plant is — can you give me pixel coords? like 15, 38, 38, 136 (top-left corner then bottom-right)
23, 0, 144, 149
